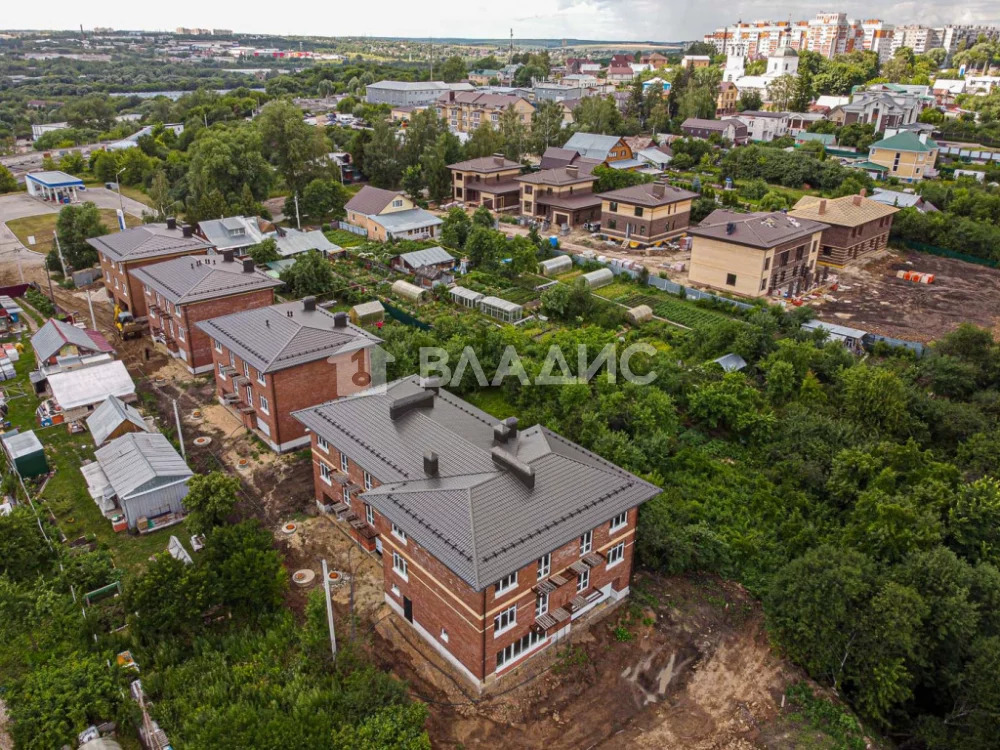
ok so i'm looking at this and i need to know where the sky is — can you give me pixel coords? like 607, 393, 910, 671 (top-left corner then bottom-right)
3, 0, 999, 42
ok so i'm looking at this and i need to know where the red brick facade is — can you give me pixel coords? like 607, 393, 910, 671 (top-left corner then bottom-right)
310, 433, 639, 687
99, 249, 210, 318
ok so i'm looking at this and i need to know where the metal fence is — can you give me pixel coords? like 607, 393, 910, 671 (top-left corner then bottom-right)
333, 221, 368, 237
898, 240, 999, 268
382, 300, 432, 330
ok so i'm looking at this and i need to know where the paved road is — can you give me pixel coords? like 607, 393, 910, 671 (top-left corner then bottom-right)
1, 141, 115, 177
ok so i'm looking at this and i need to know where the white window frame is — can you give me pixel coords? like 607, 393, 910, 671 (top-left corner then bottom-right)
607, 540, 625, 568
493, 604, 517, 636
440, 628, 449, 643
580, 530, 593, 555
610, 511, 628, 532
340, 453, 349, 472
316, 436, 329, 453
392, 551, 408, 581
342, 486, 351, 503
495, 571, 518, 596
392, 523, 407, 543
364, 471, 373, 491
577, 567, 590, 593
496, 630, 544, 669
256, 369, 266, 386
214, 339, 222, 353
366, 503, 375, 525
258, 394, 269, 414
535, 591, 549, 618
218, 362, 227, 380
319, 463, 333, 486
243, 362, 250, 379
536, 553, 551, 580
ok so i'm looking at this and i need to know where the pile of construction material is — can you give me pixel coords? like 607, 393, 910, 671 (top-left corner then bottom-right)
896, 270, 935, 284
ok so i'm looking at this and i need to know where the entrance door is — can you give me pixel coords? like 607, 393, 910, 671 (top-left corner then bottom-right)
403, 596, 413, 623
374, 537, 383, 555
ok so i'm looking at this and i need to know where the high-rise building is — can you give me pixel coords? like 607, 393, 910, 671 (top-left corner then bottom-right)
891, 25, 943, 54
862, 20, 896, 62
704, 13, 891, 60
940, 25, 1000, 55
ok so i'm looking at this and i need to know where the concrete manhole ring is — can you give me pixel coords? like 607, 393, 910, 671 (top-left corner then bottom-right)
282, 522, 298, 535
292, 569, 315, 587
193, 436, 212, 447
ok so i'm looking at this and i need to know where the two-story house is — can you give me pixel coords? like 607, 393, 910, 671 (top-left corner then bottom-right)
344, 186, 442, 242
130, 252, 283, 374
687, 209, 829, 298
516, 163, 602, 229
865, 129, 939, 183
680, 117, 750, 145
735, 110, 790, 142
195, 298, 381, 452
790, 191, 899, 267
598, 181, 698, 247
87, 220, 213, 318
448, 155, 522, 211
436, 91, 534, 134
293, 375, 660, 689
196, 216, 272, 254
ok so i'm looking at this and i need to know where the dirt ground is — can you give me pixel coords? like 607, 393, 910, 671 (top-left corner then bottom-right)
806, 249, 1000, 343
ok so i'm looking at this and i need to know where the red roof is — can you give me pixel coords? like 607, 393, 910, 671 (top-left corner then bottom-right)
85, 330, 114, 353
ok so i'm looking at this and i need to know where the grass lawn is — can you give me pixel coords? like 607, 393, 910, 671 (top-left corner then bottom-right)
462, 388, 518, 420
324, 228, 367, 247
6, 209, 142, 252
5, 335, 185, 574
81, 180, 153, 208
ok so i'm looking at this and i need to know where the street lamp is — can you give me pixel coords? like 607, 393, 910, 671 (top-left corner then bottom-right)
115, 166, 126, 222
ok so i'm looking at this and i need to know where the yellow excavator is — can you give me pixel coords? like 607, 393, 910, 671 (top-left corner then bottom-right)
113, 305, 143, 340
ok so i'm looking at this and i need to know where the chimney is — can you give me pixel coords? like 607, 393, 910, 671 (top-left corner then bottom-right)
242, 259, 255, 273
859, 188, 867, 198
726, 222, 735, 235
852, 194, 862, 207
918, 132, 928, 144
652, 181, 665, 198
493, 422, 511, 444
565, 165, 579, 177
303, 296, 316, 312
419, 375, 441, 393
333, 311, 348, 327
818, 199, 827, 215
505, 416, 518, 439
492, 152, 504, 166
165, 217, 177, 230
423, 451, 439, 477
181, 225, 194, 238
222, 249, 235, 263
491, 447, 535, 489
389, 390, 435, 420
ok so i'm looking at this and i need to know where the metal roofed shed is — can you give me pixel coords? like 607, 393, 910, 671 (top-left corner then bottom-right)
395, 246, 455, 271
581, 268, 614, 289
31, 318, 113, 365
2, 430, 48, 478
539, 255, 572, 276
802, 319, 867, 353
449, 286, 484, 308
625, 304, 653, 325
712, 353, 748, 372
274, 229, 340, 258
391, 279, 428, 302
349, 300, 385, 325
46, 360, 136, 421
86, 395, 152, 447
478, 296, 523, 323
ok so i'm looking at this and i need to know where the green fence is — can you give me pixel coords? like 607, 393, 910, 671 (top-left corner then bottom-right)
382, 300, 432, 330
899, 240, 999, 268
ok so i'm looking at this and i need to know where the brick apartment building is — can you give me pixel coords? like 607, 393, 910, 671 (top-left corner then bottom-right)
196, 298, 381, 452
790, 192, 898, 267
516, 163, 602, 229
599, 181, 698, 247
448, 154, 522, 211
293, 376, 660, 689
87, 220, 213, 318
130, 252, 283, 374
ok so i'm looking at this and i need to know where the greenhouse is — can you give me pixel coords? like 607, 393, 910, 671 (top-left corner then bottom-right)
449, 286, 484, 308
625, 304, 653, 325
391, 280, 428, 302
539, 255, 573, 276
478, 296, 523, 323
581, 268, 614, 289
350, 300, 385, 325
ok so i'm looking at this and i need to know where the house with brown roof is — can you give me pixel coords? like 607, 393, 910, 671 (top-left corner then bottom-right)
293, 375, 661, 689
789, 192, 898, 267
687, 210, 828, 298
598, 181, 698, 246
448, 154, 522, 211
640, 52, 670, 68
195, 298, 381, 452
681, 118, 749, 145
344, 186, 442, 242
606, 65, 634, 82
516, 163, 602, 229
436, 91, 534, 134
130, 252, 284, 374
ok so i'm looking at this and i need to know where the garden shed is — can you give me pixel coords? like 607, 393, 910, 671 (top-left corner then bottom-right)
478, 296, 523, 323
625, 304, 653, 325
539, 255, 573, 276
581, 268, 614, 289
1, 430, 48, 478
450, 286, 484, 308
349, 300, 385, 325
86, 395, 151, 447
391, 280, 428, 302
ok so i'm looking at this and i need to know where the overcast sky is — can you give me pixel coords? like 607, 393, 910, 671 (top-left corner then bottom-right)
3, 0, 998, 42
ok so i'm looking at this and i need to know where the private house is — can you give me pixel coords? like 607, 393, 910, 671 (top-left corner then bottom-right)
196, 216, 271, 253
344, 186, 442, 241
681, 55, 711, 69
636, 145, 673, 171
827, 89, 926, 132
561, 132, 636, 167
273, 228, 341, 258
30, 318, 113, 369
86, 395, 151, 447
130, 252, 283, 374
448, 155, 522, 211
640, 52, 670, 68
196, 298, 381, 452
681, 118, 750, 145
865, 129, 939, 183
391, 246, 457, 288
516, 163, 602, 229
716, 82, 739, 117
88, 220, 213, 318
606, 65, 634, 82
599, 181, 698, 247
293, 375, 661, 689
790, 192, 899, 266
41, 360, 136, 425
735, 111, 790, 142
468, 69, 500, 85
687, 210, 828, 298
81, 432, 192, 531
786, 112, 828, 134
869, 188, 938, 213
436, 91, 534, 134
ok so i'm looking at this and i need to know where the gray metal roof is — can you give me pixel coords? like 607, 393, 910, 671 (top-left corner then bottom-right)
31, 318, 106, 362
2, 430, 44, 459
397, 246, 455, 270
195, 301, 382, 374
86, 395, 151, 447
47, 360, 136, 411
292, 376, 660, 590
94, 432, 192, 501
689, 209, 827, 249
275, 229, 339, 257
130, 255, 282, 305
479, 296, 522, 313
374, 208, 443, 234
712, 353, 748, 372
26, 170, 84, 186
87, 225, 212, 263
450, 286, 484, 302
802, 319, 868, 340
197, 216, 268, 250
563, 132, 625, 161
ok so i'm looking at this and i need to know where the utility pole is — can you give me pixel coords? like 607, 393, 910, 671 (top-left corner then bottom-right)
172, 398, 186, 461
114, 167, 126, 223
294, 192, 301, 229
53, 232, 68, 278
13, 247, 24, 283
44, 262, 55, 305
321, 559, 338, 659
86, 287, 96, 330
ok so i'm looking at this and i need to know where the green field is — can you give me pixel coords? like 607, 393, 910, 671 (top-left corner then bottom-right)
324, 228, 366, 247
6, 209, 142, 252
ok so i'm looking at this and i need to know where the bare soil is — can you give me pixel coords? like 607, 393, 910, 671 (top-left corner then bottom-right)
811, 249, 1000, 343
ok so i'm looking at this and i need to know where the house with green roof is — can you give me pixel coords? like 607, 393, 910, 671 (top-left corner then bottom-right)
867, 129, 939, 183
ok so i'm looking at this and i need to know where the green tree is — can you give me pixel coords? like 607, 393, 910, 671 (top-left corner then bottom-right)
0, 164, 18, 194
332, 704, 431, 750
439, 55, 468, 83
126, 553, 211, 642
737, 90, 763, 112
54, 202, 108, 270
256, 99, 328, 196
280, 249, 336, 297
363, 120, 403, 189
147, 169, 172, 220
471, 205, 494, 228
420, 133, 458, 204
499, 106, 528, 161
401, 165, 424, 202
465, 225, 502, 270
840, 365, 909, 435
572, 96, 624, 134
300, 177, 350, 221
0, 507, 55, 581
759, 191, 789, 211
464, 122, 505, 159
201, 521, 286, 620
440, 207, 471, 249
531, 100, 569, 153
767, 74, 798, 111
183, 471, 241, 533
188, 125, 274, 214
246, 237, 280, 265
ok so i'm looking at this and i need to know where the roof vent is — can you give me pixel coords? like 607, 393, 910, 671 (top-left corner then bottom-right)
852, 194, 862, 207
389, 390, 435, 420
333, 311, 348, 327
182, 225, 193, 238
725, 222, 735, 235
419, 375, 441, 393
492, 152, 505, 165
423, 451, 439, 477
287, 310, 293, 317
166, 217, 177, 230
242, 259, 255, 273
303, 296, 317, 312
491, 447, 535, 489
222, 249, 235, 263
565, 165, 579, 177
505, 416, 518, 439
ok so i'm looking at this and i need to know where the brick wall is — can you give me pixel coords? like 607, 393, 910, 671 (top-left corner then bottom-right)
99, 250, 209, 317
179, 289, 276, 371
816, 215, 893, 266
